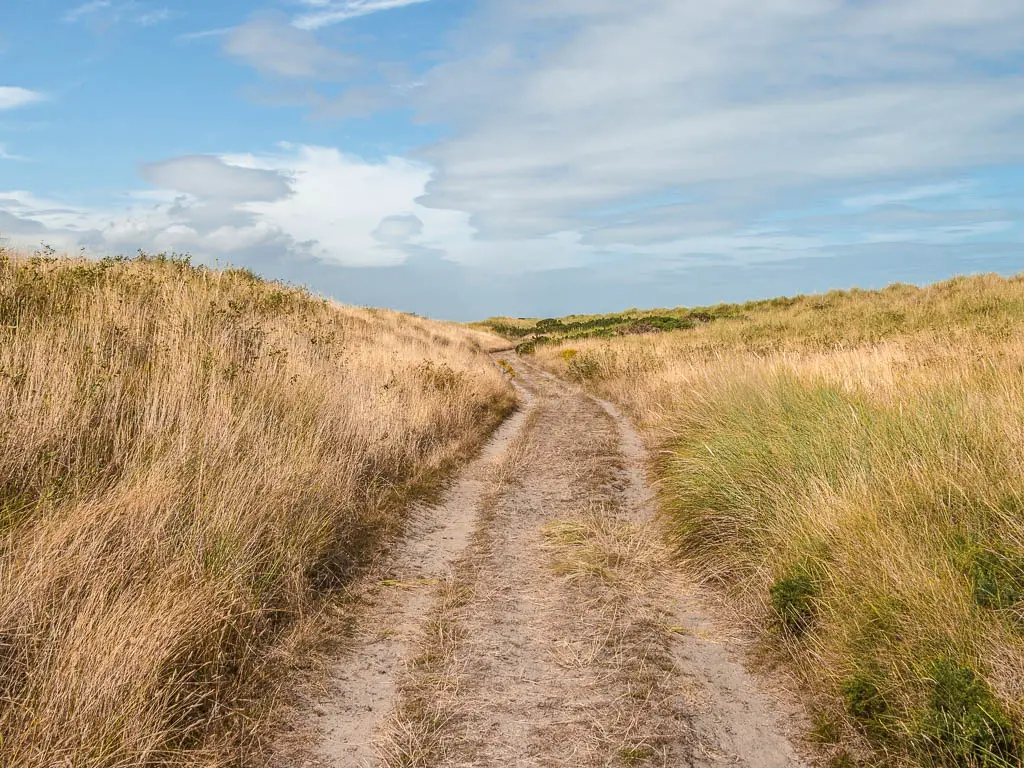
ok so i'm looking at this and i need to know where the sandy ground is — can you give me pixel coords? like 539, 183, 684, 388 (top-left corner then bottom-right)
276, 355, 811, 768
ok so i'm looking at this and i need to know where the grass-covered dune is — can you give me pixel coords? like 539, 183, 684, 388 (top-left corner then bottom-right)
0, 252, 514, 767
478, 305, 739, 353
530, 274, 1024, 767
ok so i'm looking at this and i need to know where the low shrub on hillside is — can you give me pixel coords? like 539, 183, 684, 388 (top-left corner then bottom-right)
842, 666, 895, 742
919, 657, 1019, 766
482, 306, 730, 347
770, 561, 820, 636
567, 351, 601, 381
955, 539, 1024, 611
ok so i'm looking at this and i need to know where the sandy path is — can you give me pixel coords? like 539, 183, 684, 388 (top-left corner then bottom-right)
285, 383, 536, 768
284, 355, 809, 767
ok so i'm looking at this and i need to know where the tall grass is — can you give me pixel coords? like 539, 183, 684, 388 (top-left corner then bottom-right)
534, 273, 1024, 766
0, 251, 514, 767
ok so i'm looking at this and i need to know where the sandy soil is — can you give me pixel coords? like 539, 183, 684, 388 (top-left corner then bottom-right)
277, 355, 812, 767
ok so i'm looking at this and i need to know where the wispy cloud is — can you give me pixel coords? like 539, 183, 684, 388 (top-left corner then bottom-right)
178, 27, 233, 41
293, 0, 431, 30
136, 8, 172, 27
410, 0, 1024, 247
62, 0, 112, 23
183, 0, 428, 41
0, 87, 45, 111
842, 182, 973, 210
0, 145, 28, 161
62, 1, 175, 28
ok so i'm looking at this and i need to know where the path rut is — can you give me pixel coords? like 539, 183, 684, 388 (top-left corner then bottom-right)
281, 355, 809, 768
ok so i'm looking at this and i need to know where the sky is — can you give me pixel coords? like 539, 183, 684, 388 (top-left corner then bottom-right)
2, 0, 1024, 320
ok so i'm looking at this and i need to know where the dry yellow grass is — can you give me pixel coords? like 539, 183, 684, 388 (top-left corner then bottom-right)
0, 251, 514, 767
534, 273, 1024, 766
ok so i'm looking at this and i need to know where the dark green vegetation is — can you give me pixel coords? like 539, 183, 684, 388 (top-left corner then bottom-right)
770, 561, 820, 636
956, 539, 1024, 611
481, 306, 734, 353
918, 658, 1018, 766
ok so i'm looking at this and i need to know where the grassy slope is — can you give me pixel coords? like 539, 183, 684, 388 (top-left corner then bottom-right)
0, 252, 514, 767
525, 274, 1024, 767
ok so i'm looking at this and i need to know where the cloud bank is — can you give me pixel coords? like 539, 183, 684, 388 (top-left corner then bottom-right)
0, 146, 441, 268
412, 0, 1024, 247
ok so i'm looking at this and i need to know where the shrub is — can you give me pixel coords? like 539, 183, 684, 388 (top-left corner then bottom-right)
567, 352, 601, 381
770, 562, 819, 635
956, 541, 1024, 610
842, 668, 893, 741
918, 658, 1019, 767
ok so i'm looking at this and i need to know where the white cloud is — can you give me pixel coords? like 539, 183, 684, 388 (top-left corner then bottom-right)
178, 27, 232, 41
136, 8, 172, 26
0, 146, 451, 267
242, 146, 435, 266
373, 214, 424, 245
0, 87, 45, 111
411, 0, 1024, 246
0, 144, 610, 272
224, 14, 356, 78
293, 0, 431, 30
0, 145, 27, 161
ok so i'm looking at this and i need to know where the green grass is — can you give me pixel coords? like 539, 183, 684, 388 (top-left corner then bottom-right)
528, 272, 1024, 768
659, 372, 1024, 764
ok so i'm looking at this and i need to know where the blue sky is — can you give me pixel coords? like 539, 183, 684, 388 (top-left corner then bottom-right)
2, 0, 1024, 319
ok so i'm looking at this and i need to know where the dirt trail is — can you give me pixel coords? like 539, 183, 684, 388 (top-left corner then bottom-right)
282, 356, 809, 768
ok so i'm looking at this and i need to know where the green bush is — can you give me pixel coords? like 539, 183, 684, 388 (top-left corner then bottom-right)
918, 658, 1019, 767
842, 668, 893, 741
770, 563, 819, 635
956, 541, 1024, 610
